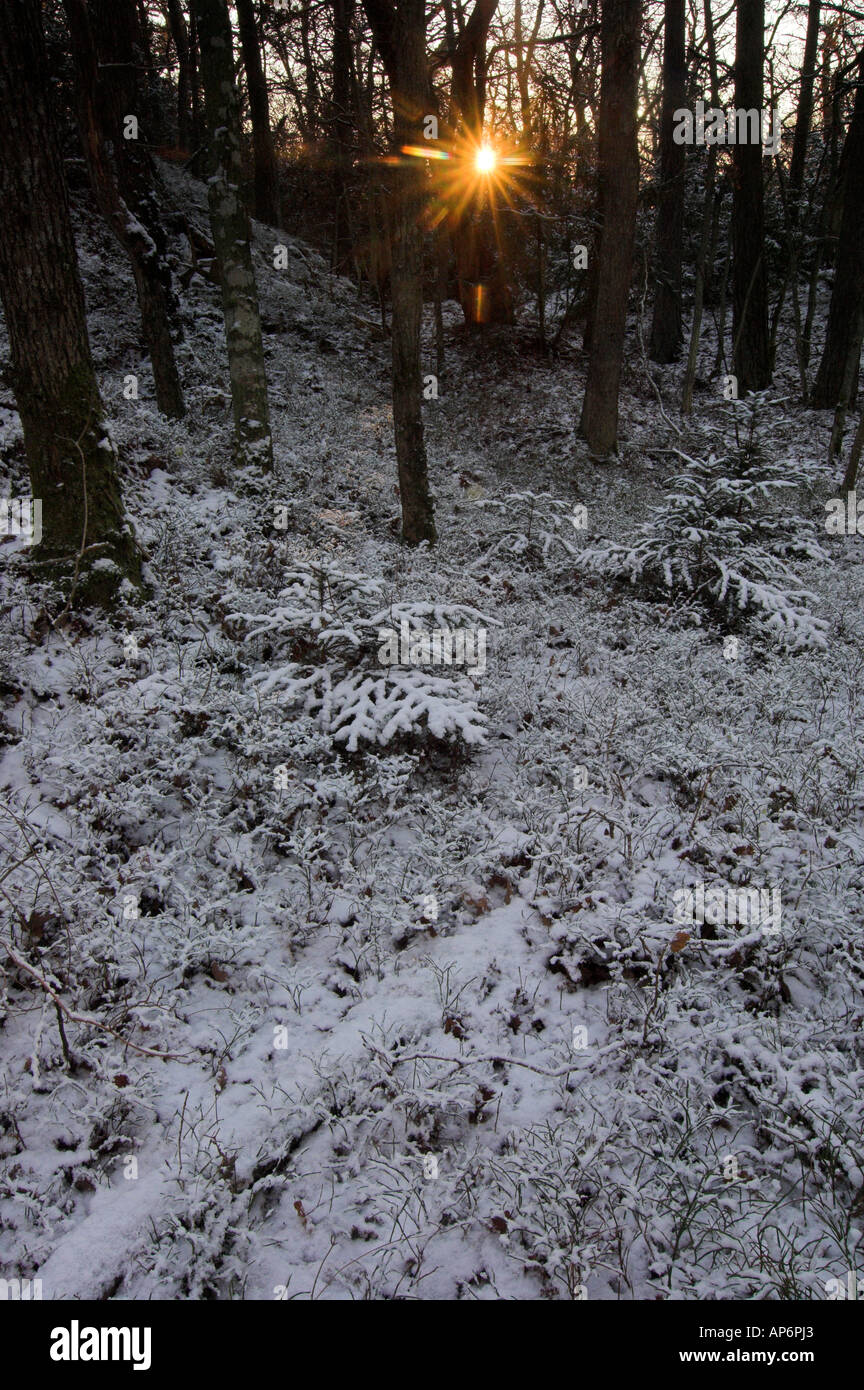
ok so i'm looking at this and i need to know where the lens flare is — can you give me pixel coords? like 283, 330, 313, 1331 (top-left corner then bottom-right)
475, 145, 497, 174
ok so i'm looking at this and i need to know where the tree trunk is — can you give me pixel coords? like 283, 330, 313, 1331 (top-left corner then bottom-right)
64, 0, 186, 421
135, 0, 160, 140
235, 0, 281, 226
649, 0, 686, 362
164, 0, 193, 150
769, 0, 820, 375
811, 50, 864, 409
579, 0, 641, 457
790, 0, 821, 198
331, 0, 355, 273
448, 0, 513, 326
681, 0, 719, 411
390, 1, 436, 543
363, 0, 436, 543
0, 0, 140, 599
187, 0, 205, 158
193, 0, 273, 469
731, 0, 770, 393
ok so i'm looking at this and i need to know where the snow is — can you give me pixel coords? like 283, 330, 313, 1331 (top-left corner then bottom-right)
0, 159, 863, 1301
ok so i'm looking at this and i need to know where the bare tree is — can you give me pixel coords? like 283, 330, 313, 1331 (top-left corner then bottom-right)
0, 0, 140, 599
649, 0, 686, 362
235, 0, 281, 226
811, 49, 864, 410
163, 0, 194, 150
193, 0, 273, 469
731, 0, 770, 393
331, 0, 356, 273
64, 0, 186, 421
579, 0, 641, 457
362, 0, 436, 544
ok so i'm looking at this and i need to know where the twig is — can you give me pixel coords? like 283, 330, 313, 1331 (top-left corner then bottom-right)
379, 1048, 582, 1080
1, 942, 188, 1060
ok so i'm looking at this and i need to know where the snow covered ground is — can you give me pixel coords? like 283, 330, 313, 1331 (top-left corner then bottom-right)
1, 162, 863, 1300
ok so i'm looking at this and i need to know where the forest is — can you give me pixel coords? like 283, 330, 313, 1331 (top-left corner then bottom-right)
1, 0, 864, 1313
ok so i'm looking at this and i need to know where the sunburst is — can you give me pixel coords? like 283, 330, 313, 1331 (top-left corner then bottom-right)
399, 131, 535, 232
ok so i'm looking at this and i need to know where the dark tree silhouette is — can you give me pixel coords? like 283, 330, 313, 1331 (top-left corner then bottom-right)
193, 0, 273, 469
650, 0, 686, 363
235, 0, 281, 227
64, 0, 186, 421
362, 0, 436, 544
579, 0, 641, 456
0, 0, 140, 600
732, 0, 771, 393
811, 49, 864, 409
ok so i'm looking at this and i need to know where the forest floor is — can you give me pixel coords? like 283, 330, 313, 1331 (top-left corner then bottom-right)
1, 161, 863, 1300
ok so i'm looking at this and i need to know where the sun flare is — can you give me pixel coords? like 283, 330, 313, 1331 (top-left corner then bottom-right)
475, 144, 497, 174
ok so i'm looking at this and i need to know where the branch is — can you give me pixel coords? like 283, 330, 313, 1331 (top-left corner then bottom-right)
1, 942, 188, 1061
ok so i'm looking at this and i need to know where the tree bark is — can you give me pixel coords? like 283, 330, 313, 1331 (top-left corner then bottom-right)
681, 0, 719, 411
0, 0, 140, 599
331, 0, 355, 273
649, 0, 686, 362
363, 0, 436, 543
187, 0, 205, 158
64, 0, 186, 421
790, 0, 821, 199
193, 0, 273, 469
769, 0, 820, 376
731, 0, 770, 393
579, 0, 641, 457
164, 0, 193, 150
448, 0, 512, 326
811, 50, 864, 409
235, 0, 281, 226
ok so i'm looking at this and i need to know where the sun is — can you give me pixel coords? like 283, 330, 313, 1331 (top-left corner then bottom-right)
475, 145, 497, 175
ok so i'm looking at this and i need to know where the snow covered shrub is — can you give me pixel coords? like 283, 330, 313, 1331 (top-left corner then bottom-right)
572, 451, 829, 650
227, 562, 498, 751
469, 491, 587, 571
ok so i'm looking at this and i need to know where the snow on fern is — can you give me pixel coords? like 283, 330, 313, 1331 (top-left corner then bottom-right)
571, 451, 829, 651
228, 561, 497, 750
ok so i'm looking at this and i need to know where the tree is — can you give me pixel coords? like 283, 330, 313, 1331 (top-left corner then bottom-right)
681, 0, 720, 413
362, 0, 436, 544
64, 0, 186, 421
235, 0, 281, 226
163, 0, 194, 151
731, 0, 770, 393
579, 0, 641, 457
649, 0, 686, 363
330, 0, 355, 273
0, 0, 140, 599
769, 0, 820, 384
789, 0, 822, 200
811, 50, 864, 410
193, 0, 273, 469
447, 0, 514, 326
